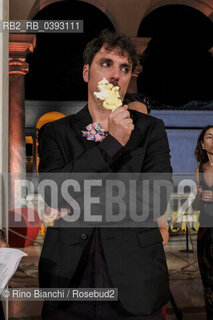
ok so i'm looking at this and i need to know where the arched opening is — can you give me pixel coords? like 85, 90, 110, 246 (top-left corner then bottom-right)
25, 0, 115, 101
36, 111, 65, 130
137, 5, 213, 106
29, 0, 118, 30
144, 0, 213, 18
26, 111, 65, 173
36, 111, 65, 171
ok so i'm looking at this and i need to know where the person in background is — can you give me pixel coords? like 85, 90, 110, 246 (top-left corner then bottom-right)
124, 93, 151, 115
194, 125, 213, 320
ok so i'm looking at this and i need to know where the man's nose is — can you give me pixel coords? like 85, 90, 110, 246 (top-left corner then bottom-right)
109, 67, 120, 85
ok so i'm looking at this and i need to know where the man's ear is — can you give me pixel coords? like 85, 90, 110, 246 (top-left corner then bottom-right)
83, 64, 89, 83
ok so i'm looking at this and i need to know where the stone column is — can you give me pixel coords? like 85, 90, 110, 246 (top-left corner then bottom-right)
0, 0, 9, 228
0, 2, 9, 318
9, 34, 36, 208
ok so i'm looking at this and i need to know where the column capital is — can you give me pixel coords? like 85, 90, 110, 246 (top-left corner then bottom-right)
9, 34, 36, 75
131, 37, 151, 56
9, 34, 36, 57
9, 57, 29, 76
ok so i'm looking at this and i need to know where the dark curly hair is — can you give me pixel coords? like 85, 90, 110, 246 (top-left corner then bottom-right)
194, 125, 213, 165
83, 29, 138, 72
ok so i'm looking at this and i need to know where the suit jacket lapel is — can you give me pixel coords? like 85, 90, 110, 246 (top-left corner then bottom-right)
71, 104, 97, 149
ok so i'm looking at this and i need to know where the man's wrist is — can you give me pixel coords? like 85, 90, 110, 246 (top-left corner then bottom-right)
98, 134, 123, 164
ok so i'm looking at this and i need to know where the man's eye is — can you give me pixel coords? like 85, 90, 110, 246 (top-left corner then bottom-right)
121, 67, 130, 73
102, 62, 110, 67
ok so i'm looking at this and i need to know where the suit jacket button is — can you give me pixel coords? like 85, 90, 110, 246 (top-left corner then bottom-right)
81, 233, 88, 240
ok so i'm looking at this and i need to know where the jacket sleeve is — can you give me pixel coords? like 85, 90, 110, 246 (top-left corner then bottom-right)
143, 118, 172, 174
136, 118, 173, 222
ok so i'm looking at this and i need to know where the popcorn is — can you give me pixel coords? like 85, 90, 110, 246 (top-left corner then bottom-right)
94, 78, 122, 111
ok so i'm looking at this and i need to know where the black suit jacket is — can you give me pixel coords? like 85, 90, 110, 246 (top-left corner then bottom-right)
38, 105, 172, 316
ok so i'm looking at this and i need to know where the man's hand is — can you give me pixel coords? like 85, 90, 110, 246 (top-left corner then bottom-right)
157, 214, 169, 246
0, 232, 9, 248
108, 105, 134, 146
45, 205, 71, 222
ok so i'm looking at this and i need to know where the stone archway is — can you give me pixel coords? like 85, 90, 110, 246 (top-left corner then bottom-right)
36, 111, 65, 130
25, 0, 116, 101
28, 0, 118, 30
145, 0, 213, 18
35, 111, 65, 171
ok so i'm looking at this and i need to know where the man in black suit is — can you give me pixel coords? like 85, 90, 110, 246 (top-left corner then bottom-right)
38, 30, 172, 319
